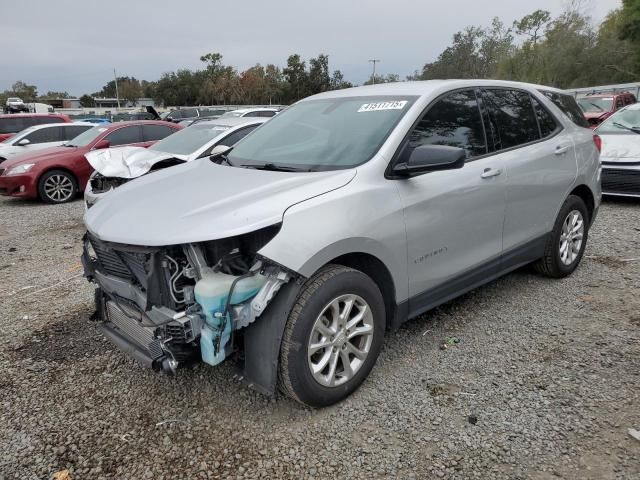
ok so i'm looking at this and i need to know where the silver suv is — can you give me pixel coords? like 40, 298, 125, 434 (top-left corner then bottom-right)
82, 80, 601, 407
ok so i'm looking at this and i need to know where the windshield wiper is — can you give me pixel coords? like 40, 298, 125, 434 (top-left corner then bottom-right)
240, 163, 308, 172
612, 122, 640, 134
589, 103, 604, 111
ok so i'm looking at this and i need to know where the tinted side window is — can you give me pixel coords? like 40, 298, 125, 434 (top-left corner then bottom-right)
540, 90, 589, 128
531, 97, 559, 138
220, 125, 258, 146
259, 111, 276, 117
37, 116, 64, 125
0, 117, 29, 133
616, 97, 624, 109
482, 89, 539, 150
24, 127, 62, 143
408, 89, 487, 158
244, 111, 262, 117
143, 124, 176, 141
63, 125, 92, 140
105, 126, 143, 146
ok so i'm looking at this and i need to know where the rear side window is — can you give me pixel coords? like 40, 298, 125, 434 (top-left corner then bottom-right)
37, 116, 65, 125
408, 89, 487, 158
63, 125, 93, 140
539, 90, 589, 128
0, 117, 31, 133
220, 125, 259, 146
24, 126, 62, 144
143, 124, 177, 141
482, 88, 539, 151
531, 97, 559, 138
105, 125, 143, 146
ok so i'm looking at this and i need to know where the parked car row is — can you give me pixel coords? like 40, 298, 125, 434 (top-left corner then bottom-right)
76, 80, 605, 407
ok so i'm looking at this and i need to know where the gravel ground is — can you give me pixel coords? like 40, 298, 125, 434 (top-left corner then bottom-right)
0, 195, 639, 480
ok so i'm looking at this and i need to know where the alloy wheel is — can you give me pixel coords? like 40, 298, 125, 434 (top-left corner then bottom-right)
44, 174, 74, 202
559, 209, 584, 266
307, 294, 374, 387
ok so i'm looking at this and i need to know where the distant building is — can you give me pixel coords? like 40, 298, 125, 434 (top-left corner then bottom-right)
93, 97, 157, 108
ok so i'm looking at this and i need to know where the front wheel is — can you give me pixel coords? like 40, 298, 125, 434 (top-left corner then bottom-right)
38, 170, 78, 204
534, 195, 589, 278
278, 265, 385, 407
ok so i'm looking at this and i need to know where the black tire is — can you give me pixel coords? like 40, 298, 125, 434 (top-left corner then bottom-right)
278, 265, 385, 407
534, 195, 589, 278
37, 169, 78, 204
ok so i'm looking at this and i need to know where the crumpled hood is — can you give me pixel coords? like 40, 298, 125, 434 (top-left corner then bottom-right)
86, 147, 187, 178
85, 157, 356, 246
600, 134, 640, 163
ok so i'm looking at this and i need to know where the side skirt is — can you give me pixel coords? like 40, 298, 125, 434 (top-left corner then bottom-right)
391, 234, 548, 328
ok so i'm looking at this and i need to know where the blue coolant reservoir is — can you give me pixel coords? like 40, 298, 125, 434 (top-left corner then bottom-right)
195, 271, 267, 366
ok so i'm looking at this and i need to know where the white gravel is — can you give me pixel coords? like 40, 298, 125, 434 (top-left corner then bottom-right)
0, 195, 639, 480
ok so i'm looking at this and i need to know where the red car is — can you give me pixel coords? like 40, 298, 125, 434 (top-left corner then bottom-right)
0, 113, 72, 142
577, 92, 637, 128
0, 121, 182, 203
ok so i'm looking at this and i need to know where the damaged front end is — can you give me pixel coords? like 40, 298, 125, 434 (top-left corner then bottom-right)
82, 224, 293, 377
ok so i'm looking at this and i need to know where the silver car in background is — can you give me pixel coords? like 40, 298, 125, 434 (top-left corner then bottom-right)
596, 103, 640, 197
82, 80, 600, 407
84, 117, 268, 206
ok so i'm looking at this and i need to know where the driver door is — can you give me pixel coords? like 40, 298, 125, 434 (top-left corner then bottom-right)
392, 89, 506, 316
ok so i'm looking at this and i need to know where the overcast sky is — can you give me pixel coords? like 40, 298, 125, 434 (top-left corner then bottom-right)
0, 0, 621, 96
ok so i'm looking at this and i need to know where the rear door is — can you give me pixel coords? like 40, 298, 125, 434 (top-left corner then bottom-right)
393, 88, 506, 314
481, 88, 576, 257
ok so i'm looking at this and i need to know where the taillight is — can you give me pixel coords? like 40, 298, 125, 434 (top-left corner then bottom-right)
593, 134, 602, 153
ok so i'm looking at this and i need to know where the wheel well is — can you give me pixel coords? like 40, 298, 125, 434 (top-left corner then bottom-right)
570, 185, 595, 223
328, 252, 396, 329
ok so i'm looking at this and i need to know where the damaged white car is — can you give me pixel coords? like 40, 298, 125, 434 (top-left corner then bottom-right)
83, 80, 600, 407
84, 117, 268, 207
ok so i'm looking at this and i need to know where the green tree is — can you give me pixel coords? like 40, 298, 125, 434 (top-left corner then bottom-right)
329, 70, 353, 90
283, 54, 309, 102
10, 81, 38, 101
308, 54, 331, 94
79, 94, 95, 107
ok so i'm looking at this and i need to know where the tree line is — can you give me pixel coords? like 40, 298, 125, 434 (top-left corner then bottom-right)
2, 1, 640, 108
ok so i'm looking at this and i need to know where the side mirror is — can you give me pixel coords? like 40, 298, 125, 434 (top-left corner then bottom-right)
392, 145, 466, 177
17, 138, 30, 146
209, 144, 232, 158
94, 139, 110, 150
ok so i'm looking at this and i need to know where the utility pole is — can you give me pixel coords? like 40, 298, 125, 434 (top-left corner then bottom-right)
368, 58, 380, 85
113, 68, 121, 109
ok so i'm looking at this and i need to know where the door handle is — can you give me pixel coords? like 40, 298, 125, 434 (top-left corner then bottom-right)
554, 145, 570, 155
481, 168, 502, 179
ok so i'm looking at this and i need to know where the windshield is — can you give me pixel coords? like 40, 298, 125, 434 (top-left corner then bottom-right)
67, 126, 108, 147
7, 98, 21, 103
578, 97, 613, 113
149, 123, 230, 155
597, 108, 640, 134
227, 96, 416, 171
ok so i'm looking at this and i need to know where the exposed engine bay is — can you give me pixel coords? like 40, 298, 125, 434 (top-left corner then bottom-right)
82, 224, 292, 373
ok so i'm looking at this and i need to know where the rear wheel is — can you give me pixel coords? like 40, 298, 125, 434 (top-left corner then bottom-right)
38, 170, 78, 204
278, 265, 385, 407
534, 195, 589, 278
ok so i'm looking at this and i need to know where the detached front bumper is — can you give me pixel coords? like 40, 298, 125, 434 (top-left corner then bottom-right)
0, 173, 38, 198
601, 164, 640, 198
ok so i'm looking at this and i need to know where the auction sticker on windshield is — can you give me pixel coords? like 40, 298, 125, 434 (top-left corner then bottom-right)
358, 100, 408, 113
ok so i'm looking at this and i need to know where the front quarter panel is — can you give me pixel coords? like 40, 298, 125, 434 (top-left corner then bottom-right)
258, 168, 409, 303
